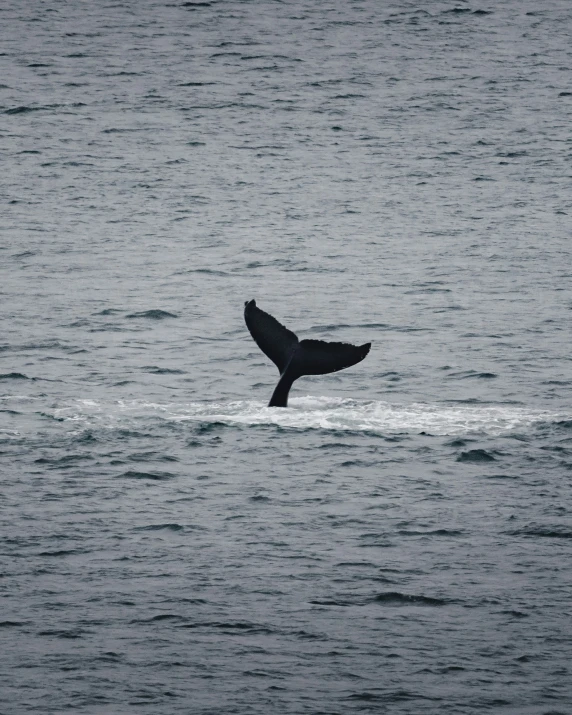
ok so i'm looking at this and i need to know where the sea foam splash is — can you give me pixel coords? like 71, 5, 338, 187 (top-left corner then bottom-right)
53, 396, 566, 437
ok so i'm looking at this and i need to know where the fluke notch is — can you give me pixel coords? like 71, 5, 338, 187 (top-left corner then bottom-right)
244, 299, 371, 407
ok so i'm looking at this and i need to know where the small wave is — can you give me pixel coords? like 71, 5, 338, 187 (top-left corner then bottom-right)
506, 524, 572, 539
141, 366, 185, 374
34, 454, 92, 465
94, 308, 122, 316
304, 591, 453, 608
397, 528, 464, 537
131, 614, 188, 624
134, 523, 184, 531
346, 690, 441, 703
51, 397, 568, 437
126, 310, 178, 320
184, 268, 228, 276
180, 621, 274, 634
0, 339, 67, 353
5, 103, 71, 115
5, 106, 40, 115
96, 652, 124, 662
38, 629, 86, 639
501, 610, 529, 619
456, 449, 496, 463
373, 592, 451, 606
11, 250, 37, 258
447, 370, 497, 380
0, 372, 32, 380
119, 470, 176, 481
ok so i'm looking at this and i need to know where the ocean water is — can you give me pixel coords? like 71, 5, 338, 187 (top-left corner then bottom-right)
2, 0, 572, 713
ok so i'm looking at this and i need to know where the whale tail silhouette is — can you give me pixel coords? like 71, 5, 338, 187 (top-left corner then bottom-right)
244, 299, 371, 407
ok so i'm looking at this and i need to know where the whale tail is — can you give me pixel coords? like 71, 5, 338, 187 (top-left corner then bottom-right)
244, 299, 371, 407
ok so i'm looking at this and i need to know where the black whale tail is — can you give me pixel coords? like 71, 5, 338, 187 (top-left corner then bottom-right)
244, 299, 371, 407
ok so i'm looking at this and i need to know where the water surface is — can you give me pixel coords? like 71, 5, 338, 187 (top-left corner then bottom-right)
2, 1, 572, 713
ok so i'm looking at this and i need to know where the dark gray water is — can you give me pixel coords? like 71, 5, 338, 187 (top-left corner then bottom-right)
2, 1, 572, 713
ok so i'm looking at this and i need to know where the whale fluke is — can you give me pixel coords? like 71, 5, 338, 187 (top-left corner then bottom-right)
244, 299, 371, 407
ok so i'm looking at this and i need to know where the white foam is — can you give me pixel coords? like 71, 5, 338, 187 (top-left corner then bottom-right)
0, 429, 20, 437
54, 396, 567, 437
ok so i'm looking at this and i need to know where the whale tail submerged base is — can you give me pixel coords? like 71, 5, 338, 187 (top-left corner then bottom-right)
244, 299, 371, 407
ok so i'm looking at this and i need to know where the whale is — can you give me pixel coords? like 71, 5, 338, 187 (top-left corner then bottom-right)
244, 299, 371, 407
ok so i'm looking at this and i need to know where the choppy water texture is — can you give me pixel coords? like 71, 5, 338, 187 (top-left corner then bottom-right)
2, 0, 572, 713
